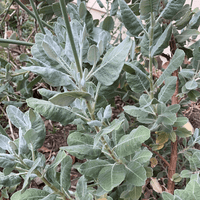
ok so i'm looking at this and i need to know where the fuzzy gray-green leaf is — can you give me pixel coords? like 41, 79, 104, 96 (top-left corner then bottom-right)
22, 66, 74, 87
151, 23, 172, 57
156, 49, 185, 87
125, 161, 147, 186
114, 126, 150, 157
119, 0, 143, 36
98, 164, 126, 191
27, 98, 76, 125
94, 37, 132, 86
159, 0, 186, 20
49, 91, 91, 107
80, 160, 110, 179
61, 155, 72, 192
158, 76, 177, 103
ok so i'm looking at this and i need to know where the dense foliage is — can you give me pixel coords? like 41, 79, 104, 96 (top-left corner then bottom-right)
1, 0, 200, 199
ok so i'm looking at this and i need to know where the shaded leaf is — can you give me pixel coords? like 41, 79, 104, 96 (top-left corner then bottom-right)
120, 186, 142, 200
119, 0, 143, 36
159, 0, 186, 20
102, 16, 114, 32
140, 0, 160, 17
175, 127, 192, 138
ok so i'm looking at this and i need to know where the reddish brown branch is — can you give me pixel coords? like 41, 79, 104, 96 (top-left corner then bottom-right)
142, 143, 170, 167
167, 69, 179, 194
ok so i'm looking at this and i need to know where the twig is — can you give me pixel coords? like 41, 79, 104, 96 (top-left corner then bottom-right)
142, 143, 170, 167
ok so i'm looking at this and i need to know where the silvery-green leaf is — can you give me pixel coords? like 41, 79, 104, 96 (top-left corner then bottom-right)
22, 157, 42, 191
22, 66, 74, 87
92, 27, 111, 54
87, 45, 100, 65
76, 176, 93, 200
94, 37, 132, 86
42, 40, 60, 61
94, 119, 124, 147
31, 33, 60, 69
126, 62, 150, 93
119, 0, 143, 36
65, 20, 89, 62
24, 110, 46, 150
191, 151, 200, 169
162, 191, 174, 200
156, 49, 185, 87
0, 154, 16, 168
80, 160, 110, 179
87, 120, 102, 127
189, 10, 200, 29
27, 98, 76, 125
185, 79, 198, 90
165, 104, 180, 113
114, 126, 150, 157
151, 23, 172, 57
38, 88, 59, 99
49, 91, 91, 107
98, 164, 126, 191
175, 29, 200, 43
179, 69, 195, 79
11, 189, 50, 200
104, 105, 112, 119
157, 112, 177, 125
0, 135, 11, 152
79, 2, 87, 19
67, 131, 93, 146
47, 151, 66, 170
120, 186, 142, 200
132, 148, 152, 164
159, 0, 186, 20
0, 173, 21, 187
174, 117, 188, 127
158, 76, 177, 103
180, 170, 193, 178
6, 105, 27, 129
18, 128, 29, 155
60, 145, 101, 160
125, 161, 147, 186
61, 156, 72, 192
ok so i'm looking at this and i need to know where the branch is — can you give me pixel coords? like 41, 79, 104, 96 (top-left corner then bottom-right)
142, 143, 170, 167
